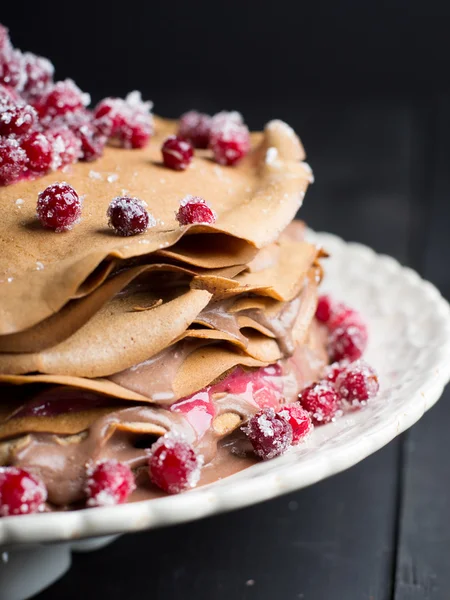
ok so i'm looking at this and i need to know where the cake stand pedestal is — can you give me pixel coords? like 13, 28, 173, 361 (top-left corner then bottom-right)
0, 535, 118, 600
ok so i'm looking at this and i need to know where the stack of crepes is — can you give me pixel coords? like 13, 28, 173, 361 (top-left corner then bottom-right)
0, 117, 328, 507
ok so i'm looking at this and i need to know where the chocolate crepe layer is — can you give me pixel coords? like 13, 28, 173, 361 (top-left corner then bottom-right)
0, 118, 312, 335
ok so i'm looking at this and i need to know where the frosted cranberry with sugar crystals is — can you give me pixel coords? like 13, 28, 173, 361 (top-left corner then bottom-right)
0, 467, 47, 517
278, 404, 313, 444
22, 53, 54, 101
178, 110, 211, 148
0, 103, 37, 137
36, 182, 81, 231
209, 121, 250, 166
0, 49, 25, 90
299, 381, 341, 424
49, 126, 82, 166
176, 195, 216, 225
161, 135, 193, 171
22, 132, 54, 173
336, 360, 379, 407
328, 323, 368, 363
107, 196, 154, 236
85, 459, 136, 507
148, 434, 203, 494
323, 361, 348, 383
0, 138, 28, 185
38, 79, 88, 117
316, 295, 334, 324
328, 303, 364, 331
243, 408, 293, 460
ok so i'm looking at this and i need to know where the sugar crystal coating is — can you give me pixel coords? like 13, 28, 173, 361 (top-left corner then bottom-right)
209, 112, 250, 166
278, 404, 313, 444
22, 131, 54, 173
178, 110, 212, 148
148, 434, 203, 494
242, 408, 293, 460
36, 182, 81, 232
299, 381, 341, 424
176, 195, 217, 225
85, 459, 136, 507
0, 467, 47, 517
335, 360, 379, 407
328, 323, 368, 363
161, 135, 193, 171
0, 138, 28, 185
107, 196, 154, 236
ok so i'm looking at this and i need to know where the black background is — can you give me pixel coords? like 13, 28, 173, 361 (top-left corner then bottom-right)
2, 3, 450, 599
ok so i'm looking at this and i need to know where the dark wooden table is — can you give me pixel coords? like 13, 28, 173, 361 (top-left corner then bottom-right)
35, 97, 450, 600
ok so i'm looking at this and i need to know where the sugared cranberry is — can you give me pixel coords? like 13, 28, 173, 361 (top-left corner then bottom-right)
243, 408, 293, 460
22, 132, 54, 173
22, 53, 54, 101
0, 467, 47, 517
107, 196, 154, 236
210, 110, 244, 130
0, 103, 37, 137
75, 122, 105, 162
38, 79, 89, 118
0, 49, 25, 91
278, 404, 313, 444
0, 138, 28, 185
178, 110, 211, 148
48, 126, 82, 167
335, 360, 379, 407
0, 84, 20, 105
323, 361, 348, 383
299, 381, 341, 424
328, 303, 364, 331
85, 459, 136, 507
148, 434, 203, 494
316, 295, 333, 323
36, 182, 81, 231
176, 195, 217, 226
0, 24, 12, 55
328, 323, 368, 363
209, 121, 251, 166
161, 135, 193, 171
94, 92, 153, 149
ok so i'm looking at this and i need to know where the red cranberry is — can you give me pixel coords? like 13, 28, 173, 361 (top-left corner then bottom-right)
323, 361, 348, 383
76, 122, 105, 162
48, 126, 82, 166
0, 84, 20, 105
0, 49, 25, 90
85, 460, 136, 507
94, 92, 153, 149
209, 121, 250, 166
243, 408, 293, 459
148, 434, 203, 494
278, 404, 313, 444
328, 323, 368, 363
0, 138, 28, 185
22, 132, 54, 173
0, 467, 47, 517
328, 303, 364, 331
335, 360, 379, 407
178, 110, 211, 148
176, 195, 217, 226
107, 196, 154, 236
0, 103, 37, 137
22, 52, 54, 101
36, 182, 82, 231
162, 135, 193, 170
38, 79, 89, 118
316, 295, 334, 323
299, 381, 341, 424
0, 24, 12, 55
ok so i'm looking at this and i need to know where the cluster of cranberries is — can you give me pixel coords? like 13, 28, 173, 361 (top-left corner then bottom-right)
242, 296, 379, 460
0, 24, 152, 186
160, 110, 250, 171
0, 433, 204, 515
35, 181, 216, 233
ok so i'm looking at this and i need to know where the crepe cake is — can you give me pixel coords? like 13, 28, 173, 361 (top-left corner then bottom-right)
0, 24, 378, 515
